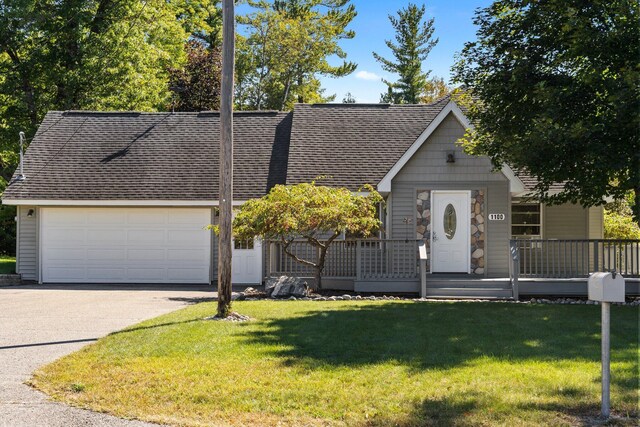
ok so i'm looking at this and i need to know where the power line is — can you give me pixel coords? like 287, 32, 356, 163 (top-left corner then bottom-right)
26, 117, 88, 181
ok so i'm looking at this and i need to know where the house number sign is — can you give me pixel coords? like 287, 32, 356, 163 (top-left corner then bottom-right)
488, 213, 506, 221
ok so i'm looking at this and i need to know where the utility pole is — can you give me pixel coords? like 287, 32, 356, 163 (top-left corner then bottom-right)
217, 0, 235, 318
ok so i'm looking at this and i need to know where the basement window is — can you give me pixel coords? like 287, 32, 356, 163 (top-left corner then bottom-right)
512, 203, 541, 238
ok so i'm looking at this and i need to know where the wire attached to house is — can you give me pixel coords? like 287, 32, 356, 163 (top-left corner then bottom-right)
25, 117, 89, 181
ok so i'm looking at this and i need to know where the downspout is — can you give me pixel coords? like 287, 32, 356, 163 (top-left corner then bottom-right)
17, 131, 26, 181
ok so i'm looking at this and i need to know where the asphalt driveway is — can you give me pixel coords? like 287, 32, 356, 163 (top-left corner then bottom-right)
0, 284, 216, 427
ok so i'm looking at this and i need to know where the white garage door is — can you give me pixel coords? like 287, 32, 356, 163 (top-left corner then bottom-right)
41, 208, 211, 284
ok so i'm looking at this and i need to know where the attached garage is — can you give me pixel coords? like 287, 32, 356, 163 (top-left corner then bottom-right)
40, 207, 211, 284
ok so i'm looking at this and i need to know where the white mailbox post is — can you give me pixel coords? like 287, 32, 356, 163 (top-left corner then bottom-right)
588, 272, 626, 419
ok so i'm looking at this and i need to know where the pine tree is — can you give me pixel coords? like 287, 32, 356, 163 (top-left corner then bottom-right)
373, 3, 438, 104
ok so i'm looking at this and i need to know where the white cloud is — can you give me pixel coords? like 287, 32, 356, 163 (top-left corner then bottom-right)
355, 70, 381, 81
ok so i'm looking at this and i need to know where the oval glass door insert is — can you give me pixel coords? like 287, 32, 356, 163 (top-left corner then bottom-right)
444, 203, 457, 239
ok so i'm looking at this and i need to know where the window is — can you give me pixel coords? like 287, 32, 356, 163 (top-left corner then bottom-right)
234, 239, 254, 250
512, 203, 541, 238
444, 203, 457, 239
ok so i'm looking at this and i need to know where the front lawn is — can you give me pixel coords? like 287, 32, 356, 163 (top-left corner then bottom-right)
32, 301, 639, 426
0, 256, 15, 274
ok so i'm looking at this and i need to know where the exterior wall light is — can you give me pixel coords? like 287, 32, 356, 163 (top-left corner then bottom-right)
446, 151, 456, 163
27, 209, 35, 217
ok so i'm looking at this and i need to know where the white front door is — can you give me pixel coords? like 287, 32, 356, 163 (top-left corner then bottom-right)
232, 238, 262, 284
431, 191, 470, 273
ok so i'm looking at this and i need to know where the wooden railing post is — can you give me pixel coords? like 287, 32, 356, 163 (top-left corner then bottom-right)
418, 241, 427, 297
355, 239, 362, 281
509, 239, 520, 300
265, 241, 271, 278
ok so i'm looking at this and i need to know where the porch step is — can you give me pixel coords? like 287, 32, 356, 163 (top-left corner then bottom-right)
427, 279, 511, 290
425, 287, 514, 299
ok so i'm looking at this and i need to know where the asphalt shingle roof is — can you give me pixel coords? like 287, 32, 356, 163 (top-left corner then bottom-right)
6, 98, 551, 201
286, 99, 449, 190
3, 110, 292, 200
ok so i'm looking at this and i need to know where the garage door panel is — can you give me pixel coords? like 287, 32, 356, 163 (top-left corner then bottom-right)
87, 210, 126, 225
46, 209, 86, 225
128, 210, 166, 225
86, 248, 125, 261
46, 248, 85, 261
127, 229, 166, 245
87, 229, 127, 244
168, 209, 209, 225
128, 249, 166, 261
87, 268, 125, 280
48, 229, 85, 244
42, 208, 211, 284
167, 249, 209, 264
126, 268, 165, 281
167, 230, 208, 245
46, 267, 86, 281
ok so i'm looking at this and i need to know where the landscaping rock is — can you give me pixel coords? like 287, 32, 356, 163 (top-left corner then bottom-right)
206, 312, 251, 322
0, 274, 22, 286
266, 276, 309, 298
231, 292, 246, 301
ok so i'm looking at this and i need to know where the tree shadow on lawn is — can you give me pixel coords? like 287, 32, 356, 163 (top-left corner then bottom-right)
242, 302, 638, 370
241, 302, 638, 425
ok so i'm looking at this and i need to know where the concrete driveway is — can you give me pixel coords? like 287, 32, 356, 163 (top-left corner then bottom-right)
0, 284, 216, 427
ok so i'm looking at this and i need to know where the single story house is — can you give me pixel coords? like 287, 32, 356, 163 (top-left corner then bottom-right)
4, 98, 635, 297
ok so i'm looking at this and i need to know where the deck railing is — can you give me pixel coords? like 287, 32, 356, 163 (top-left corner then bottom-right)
266, 239, 358, 278
357, 239, 421, 280
265, 239, 421, 281
509, 239, 640, 279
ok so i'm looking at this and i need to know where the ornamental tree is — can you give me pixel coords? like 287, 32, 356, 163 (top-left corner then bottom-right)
233, 182, 383, 289
452, 0, 640, 224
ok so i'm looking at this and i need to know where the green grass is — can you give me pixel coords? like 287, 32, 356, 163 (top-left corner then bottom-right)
0, 256, 15, 274
32, 301, 639, 427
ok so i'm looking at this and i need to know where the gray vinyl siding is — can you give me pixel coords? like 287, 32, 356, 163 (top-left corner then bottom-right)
17, 206, 38, 281
390, 112, 511, 277
543, 203, 589, 239
588, 206, 604, 239
393, 113, 508, 184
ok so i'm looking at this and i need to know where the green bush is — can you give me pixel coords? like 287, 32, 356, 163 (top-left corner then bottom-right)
0, 204, 16, 255
604, 200, 640, 239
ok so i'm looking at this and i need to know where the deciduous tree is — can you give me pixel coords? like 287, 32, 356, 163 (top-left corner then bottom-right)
232, 182, 383, 289
168, 40, 222, 111
453, 0, 640, 224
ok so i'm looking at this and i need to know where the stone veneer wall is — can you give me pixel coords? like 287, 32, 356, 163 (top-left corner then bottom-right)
416, 191, 431, 272
416, 189, 486, 274
470, 190, 485, 274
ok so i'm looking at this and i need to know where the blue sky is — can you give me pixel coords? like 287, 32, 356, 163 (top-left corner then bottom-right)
314, 0, 492, 103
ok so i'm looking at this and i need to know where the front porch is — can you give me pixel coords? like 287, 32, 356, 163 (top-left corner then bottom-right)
264, 238, 640, 299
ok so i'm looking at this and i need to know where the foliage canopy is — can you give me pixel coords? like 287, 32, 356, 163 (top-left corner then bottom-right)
233, 182, 383, 288
453, 0, 640, 223
235, 0, 357, 110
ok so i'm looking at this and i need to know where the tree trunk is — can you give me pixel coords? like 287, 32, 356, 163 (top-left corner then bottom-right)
217, 0, 235, 318
314, 266, 322, 291
634, 187, 640, 228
